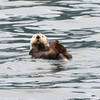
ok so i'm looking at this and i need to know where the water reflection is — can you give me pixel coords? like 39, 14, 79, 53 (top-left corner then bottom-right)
0, 0, 100, 99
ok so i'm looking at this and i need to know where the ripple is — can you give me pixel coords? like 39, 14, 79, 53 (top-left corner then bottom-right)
0, 0, 100, 99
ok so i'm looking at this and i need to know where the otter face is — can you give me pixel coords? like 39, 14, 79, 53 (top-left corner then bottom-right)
30, 33, 49, 50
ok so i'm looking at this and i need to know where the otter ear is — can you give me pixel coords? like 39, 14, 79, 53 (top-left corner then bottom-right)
29, 49, 33, 55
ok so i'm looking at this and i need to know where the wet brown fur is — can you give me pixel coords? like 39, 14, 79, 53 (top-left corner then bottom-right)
29, 40, 72, 60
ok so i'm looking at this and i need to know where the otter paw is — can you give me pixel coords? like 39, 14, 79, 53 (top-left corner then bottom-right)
55, 42, 67, 53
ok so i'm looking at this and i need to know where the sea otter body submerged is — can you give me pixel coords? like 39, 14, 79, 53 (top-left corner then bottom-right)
29, 33, 72, 61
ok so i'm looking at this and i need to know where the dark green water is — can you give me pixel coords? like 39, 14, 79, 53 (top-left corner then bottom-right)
0, 0, 100, 100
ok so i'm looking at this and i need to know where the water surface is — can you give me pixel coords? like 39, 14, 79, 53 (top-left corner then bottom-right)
0, 0, 100, 100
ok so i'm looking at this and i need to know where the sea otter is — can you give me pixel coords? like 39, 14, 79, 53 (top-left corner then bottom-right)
29, 33, 72, 61
29, 33, 49, 56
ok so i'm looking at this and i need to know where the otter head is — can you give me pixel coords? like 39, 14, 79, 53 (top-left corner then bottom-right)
30, 33, 49, 51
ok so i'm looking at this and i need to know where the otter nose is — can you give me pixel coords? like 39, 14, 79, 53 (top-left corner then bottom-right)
36, 35, 40, 39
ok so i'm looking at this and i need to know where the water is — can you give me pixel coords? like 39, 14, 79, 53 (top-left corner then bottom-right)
0, 0, 100, 99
